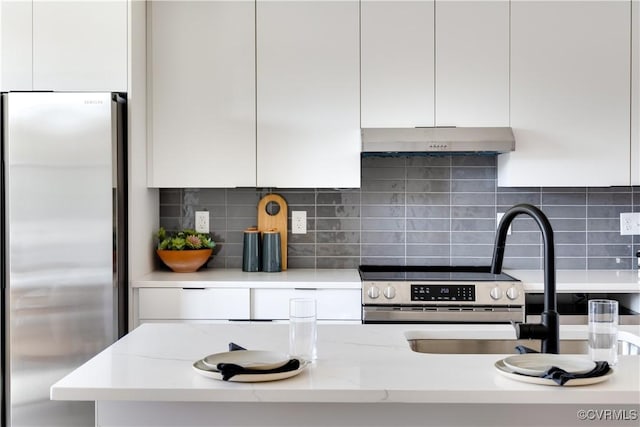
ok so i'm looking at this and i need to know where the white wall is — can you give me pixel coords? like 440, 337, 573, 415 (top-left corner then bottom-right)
128, 0, 158, 332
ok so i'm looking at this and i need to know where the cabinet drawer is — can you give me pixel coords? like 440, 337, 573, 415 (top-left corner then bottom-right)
252, 288, 361, 320
139, 288, 250, 320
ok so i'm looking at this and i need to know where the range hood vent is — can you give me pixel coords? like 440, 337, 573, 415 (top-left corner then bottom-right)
361, 127, 515, 155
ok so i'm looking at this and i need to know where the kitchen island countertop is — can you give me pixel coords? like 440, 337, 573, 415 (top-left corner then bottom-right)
50, 323, 640, 427
51, 323, 640, 404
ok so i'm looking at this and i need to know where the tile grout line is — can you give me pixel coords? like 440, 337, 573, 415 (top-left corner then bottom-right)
585, 188, 589, 270
314, 188, 318, 269
404, 157, 408, 265
449, 157, 452, 265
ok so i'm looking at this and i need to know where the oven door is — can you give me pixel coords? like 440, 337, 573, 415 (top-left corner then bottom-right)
362, 305, 525, 324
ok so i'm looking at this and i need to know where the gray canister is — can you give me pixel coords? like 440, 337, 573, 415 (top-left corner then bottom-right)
262, 229, 282, 272
242, 227, 261, 272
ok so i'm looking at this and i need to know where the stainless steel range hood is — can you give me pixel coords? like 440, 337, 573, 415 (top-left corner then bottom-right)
361, 127, 515, 154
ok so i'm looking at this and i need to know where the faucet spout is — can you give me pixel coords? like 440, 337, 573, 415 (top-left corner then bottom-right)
491, 204, 559, 354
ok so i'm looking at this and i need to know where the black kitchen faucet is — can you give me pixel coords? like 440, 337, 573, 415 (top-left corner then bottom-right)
490, 204, 560, 354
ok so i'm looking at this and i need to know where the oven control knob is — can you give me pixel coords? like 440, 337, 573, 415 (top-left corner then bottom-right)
367, 286, 380, 299
490, 287, 503, 300
383, 286, 396, 299
506, 286, 520, 300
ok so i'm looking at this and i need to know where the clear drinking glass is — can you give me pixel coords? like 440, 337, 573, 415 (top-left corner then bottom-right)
588, 299, 618, 365
289, 298, 317, 361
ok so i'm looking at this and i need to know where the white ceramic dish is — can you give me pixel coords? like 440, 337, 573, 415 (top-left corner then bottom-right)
193, 359, 309, 383
503, 354, 596, 376
494, 360, 613, 387
202, 350, 290, 371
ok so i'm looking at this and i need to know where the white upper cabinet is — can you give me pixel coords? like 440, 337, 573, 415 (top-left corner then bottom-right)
1, 0, 126, 91
147, 1, 256, 188
361, 0, 509, 128
499, 1, 631, 187
435, 1, 509, 127
361, 0, 435, 128
256, 0, 360, 188
32, 0, 127, 91
0, 0, 33, 91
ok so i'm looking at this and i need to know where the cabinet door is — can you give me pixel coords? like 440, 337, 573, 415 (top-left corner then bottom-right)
435, 1, 509, 126
499, 1, 631, 187
256, 0, 360, 188
147, 0, 256, 188
0, 0, 32, 91
361, 0, 434, 128
138, 288, 250, 320
252, 288, 361, 320
32, 0, 127, 91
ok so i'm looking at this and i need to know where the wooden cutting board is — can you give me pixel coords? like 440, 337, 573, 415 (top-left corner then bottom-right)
257, 193, 288, 270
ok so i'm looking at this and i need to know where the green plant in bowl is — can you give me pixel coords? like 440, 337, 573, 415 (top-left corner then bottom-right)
156, 227, 216, 272
156, 227, 215, 251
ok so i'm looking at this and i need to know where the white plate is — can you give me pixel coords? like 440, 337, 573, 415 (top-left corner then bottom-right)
503, 354, 596, 377
202, 350, 291, 371
495, 359, 613, 387
193, 359, 310, 383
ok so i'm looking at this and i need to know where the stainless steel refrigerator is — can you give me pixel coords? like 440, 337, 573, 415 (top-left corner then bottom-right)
1, 92, 127, 426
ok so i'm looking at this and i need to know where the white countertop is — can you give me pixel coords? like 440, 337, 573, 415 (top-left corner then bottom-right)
508, 270, 640, 293
133, 268, 640, 294
132, 268, 360, 289
51, 323, 640, 405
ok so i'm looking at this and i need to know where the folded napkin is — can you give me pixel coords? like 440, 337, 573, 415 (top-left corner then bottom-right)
542, 361, 610, 386
515, 345, 539, 354
217, 359, 301, 381
512, 346, 611, 386
219, 342, 300, 381
229, 342, 247, 352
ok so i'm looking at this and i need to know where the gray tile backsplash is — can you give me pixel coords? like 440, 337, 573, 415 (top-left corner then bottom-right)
159, 156, 639, 270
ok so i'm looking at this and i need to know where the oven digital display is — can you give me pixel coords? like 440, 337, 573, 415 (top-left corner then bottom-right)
411, 284, 475, 302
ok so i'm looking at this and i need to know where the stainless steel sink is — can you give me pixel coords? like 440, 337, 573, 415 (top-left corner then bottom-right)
406, 331, 640, 355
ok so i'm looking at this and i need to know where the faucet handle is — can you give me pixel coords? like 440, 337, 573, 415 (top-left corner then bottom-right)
514, 322, 549, 340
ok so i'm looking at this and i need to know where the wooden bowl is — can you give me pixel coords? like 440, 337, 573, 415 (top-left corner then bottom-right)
156, 249, 212, 273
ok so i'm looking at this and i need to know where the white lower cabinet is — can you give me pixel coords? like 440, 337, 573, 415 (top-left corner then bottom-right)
135, 287, 362, 325
252, 288, 361, 321
138, 288, 250, 322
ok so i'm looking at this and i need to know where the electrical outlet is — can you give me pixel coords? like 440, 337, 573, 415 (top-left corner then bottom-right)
496, 212, 512, 235
195, 211, 209, 233
292, 211, 307, 234
620, 212, 640, 235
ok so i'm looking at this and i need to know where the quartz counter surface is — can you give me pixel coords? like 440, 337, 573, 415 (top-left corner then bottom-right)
132, 268, 639, 293
507, 269, 640, 293
51, 323, 640, 405
132, 268, 360, 289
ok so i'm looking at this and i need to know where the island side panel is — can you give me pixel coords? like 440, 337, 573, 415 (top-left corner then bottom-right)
96, 401, 640, 427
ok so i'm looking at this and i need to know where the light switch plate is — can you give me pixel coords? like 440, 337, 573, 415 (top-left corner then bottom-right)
620, 212, 640, 235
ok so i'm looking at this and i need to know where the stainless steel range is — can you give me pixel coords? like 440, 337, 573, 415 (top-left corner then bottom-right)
360, 266, 525, 324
